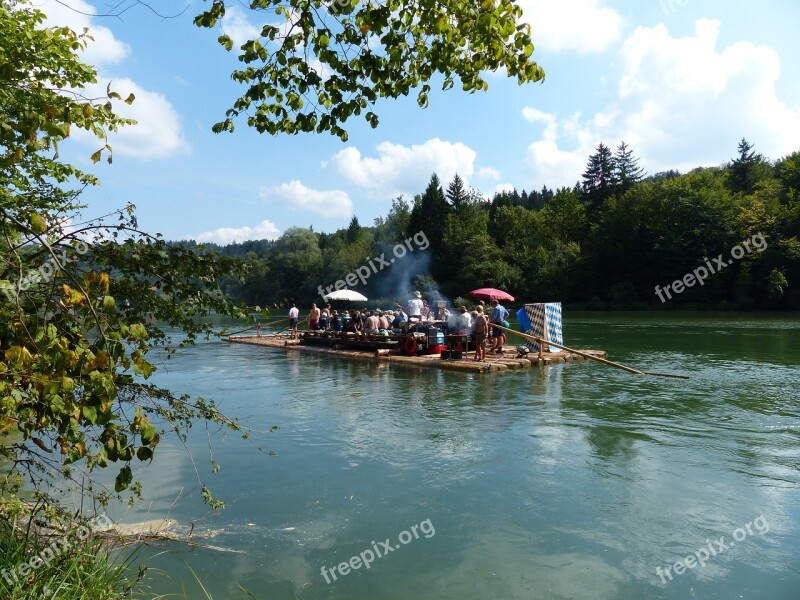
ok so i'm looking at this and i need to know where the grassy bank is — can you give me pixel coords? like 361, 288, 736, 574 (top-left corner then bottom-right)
0, 514, 138, 599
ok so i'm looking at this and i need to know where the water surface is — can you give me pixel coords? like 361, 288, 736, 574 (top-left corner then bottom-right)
119, 312, 800, 599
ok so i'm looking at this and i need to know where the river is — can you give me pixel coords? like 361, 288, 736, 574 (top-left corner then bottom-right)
115, 312, 800, 599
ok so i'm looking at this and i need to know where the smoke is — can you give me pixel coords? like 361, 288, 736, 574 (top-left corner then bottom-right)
369, 238, 432, 302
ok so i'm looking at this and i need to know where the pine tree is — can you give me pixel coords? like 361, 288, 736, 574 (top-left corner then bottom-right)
729, 138, 767, 194
613, 141, 644, 194
581, 142, 616, 210
445, 174, 469, 210
408, 174, 450, 258
346, 215, 361, 243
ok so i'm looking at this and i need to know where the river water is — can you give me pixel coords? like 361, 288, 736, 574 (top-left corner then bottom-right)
118, 312, 800, 599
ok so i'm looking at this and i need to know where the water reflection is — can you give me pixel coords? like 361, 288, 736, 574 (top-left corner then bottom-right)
123, 315, 800, 600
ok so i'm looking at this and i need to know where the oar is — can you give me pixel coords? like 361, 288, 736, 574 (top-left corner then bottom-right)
262, 316, 290, 328
224, 316, 291, 337
492, 323, 689, 380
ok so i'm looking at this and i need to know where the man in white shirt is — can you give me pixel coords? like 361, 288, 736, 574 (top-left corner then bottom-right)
455, 305, 472, 334
288, 304, 300, 338
406, 290, 424, 323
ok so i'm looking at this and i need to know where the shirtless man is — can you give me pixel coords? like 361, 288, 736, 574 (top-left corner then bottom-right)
364, 311, 380, 334
377, 310, 390, 331
308, 303, 321, 330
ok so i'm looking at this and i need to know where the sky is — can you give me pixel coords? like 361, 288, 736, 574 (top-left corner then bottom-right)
37, 0, 800, 244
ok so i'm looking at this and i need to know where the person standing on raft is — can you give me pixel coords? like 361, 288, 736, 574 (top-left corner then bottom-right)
308, 303, 321, 331
405, 290, 424, 324
288, 303, 299, 339
490, 299, 509, 353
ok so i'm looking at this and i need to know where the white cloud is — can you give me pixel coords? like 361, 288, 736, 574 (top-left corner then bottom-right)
526, 139, 586, 189
72, 78, 188, 159
522, 19, 800, 187
36, 1, 186, 160
331, 138, 477, 198
261, 180, 353, 217
40, 0, 130, 66
522, 107, 558, 141
495, 182, 516, 194
518, 0, 624, 55
193, 219, 281, 244
220, 6, 262, 49
477, 167, 501, 180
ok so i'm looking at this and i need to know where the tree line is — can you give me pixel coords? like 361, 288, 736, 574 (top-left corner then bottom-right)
191, 139, 800, 311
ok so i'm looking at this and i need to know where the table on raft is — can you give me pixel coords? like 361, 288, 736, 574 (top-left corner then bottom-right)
224, 333, 608, 374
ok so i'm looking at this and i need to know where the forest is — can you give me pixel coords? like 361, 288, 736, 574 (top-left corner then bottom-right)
186, 139, 800, 311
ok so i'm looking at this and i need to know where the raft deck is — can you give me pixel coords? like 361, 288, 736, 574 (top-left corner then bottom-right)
225, 334, 608, 374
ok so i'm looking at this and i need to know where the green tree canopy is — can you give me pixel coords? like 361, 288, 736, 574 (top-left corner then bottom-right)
1, 2, 249, 512
195, 0, 545, 140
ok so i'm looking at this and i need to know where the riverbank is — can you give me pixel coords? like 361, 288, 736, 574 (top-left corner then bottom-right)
0, 514, 131, 599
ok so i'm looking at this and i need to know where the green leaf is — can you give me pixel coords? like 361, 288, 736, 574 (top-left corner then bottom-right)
136, 446, 153, 461
140, 423, 157, 446
102, 295, 116, 313
114, 465, 132, 492
81, 404, 98, 424
128, 323, 148, 341
218, 34, 233, 51
29, 213, 47, 234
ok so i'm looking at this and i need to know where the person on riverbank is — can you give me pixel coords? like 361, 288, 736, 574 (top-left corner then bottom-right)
490, 299, 509, 353
308, 303, 321, 330
288, 303, 299, 339
331, 310, 342, 331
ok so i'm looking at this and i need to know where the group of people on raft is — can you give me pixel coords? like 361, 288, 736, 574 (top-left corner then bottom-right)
286, 291, 510, 363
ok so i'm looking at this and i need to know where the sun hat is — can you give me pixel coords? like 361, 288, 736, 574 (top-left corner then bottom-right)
415, 290, 422, 297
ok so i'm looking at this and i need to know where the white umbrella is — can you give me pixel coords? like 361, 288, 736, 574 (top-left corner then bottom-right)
323, 289, 368, 302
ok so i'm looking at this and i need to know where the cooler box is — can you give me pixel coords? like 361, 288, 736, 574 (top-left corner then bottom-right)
516, 302, 563, 352
426, 328, 444, 354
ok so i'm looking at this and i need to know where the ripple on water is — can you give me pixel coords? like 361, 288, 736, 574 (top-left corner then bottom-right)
130, 315, 800, 599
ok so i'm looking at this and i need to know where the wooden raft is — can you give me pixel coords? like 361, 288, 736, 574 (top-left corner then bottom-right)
224, 334, 608, 374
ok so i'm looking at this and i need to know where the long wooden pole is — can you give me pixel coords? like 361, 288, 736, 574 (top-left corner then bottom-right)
225, 316, 293, 337
492, 323, 689, 379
